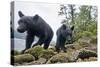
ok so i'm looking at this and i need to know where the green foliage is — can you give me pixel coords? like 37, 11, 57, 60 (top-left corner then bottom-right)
58, 5, 97, 41
73, 31, 94, 41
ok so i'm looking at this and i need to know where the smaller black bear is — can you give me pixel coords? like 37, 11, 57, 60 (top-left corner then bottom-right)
17, 11, 53, 52
55, 24, 74, 52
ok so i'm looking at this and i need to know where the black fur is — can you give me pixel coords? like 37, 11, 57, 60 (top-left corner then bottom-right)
17, 11, 53, 52
55, 24, 74, 52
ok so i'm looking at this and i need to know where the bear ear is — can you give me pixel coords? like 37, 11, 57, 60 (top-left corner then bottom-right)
18, 11, 24, 18
62, 24, 66, 29
71, 26, 74, 30
33, 14, 39, 21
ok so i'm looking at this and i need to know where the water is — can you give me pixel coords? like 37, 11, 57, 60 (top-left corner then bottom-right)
11, 38, 25, 51
11, 38, 55, 51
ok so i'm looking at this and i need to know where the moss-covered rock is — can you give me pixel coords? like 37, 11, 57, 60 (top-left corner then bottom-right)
70, 49, 97, 62
24, 45, 44, 60
65, 43, 82, 50
78, 37, 91, 47
88, 57, 97, 61
84, 46, 97, 53
14, 54, 35, 64
46, 53, 69, 64
11, 50, 21, 56
90, 36, 97, 44
76, 58, 83, 62
28, 58, 47, 65
39, 49, 56, 60
69, 50, 80, 62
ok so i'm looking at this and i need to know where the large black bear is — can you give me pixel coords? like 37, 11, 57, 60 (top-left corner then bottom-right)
17, 11, 53, 52
55, 24, 74, 52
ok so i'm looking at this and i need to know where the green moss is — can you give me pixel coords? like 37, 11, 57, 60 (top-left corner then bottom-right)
78, 37, 92, 47
39, 49, 56, 60
14, 54, 35, 64
81, 31, 93, 37
11, 50, 21, 56
47, 53, 69, 64
76, 58, 83, 62
73, 31, 94, 41
24, 45, 44, 59
90, 36, 97, 44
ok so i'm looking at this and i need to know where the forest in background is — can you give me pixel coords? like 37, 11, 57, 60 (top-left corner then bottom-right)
11, 4, 98, 66
58, 4, 97, 41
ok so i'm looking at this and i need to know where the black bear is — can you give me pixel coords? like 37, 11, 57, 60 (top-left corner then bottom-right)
17, 11, 53, 52
55, 24, 74, 52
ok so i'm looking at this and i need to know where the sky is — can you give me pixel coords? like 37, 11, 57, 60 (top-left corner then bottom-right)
14, 1, 97, 42
14, 1, 64, 42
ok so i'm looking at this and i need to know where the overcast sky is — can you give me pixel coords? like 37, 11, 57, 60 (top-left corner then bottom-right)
14, 1, 96, 42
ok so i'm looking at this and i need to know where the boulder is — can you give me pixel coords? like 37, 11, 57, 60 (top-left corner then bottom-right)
14, 54, 35, 64
70, 49, 97, 62
28, 58, 47, 65
78, 49, 97, 59
24, 45, 44, 60
78, 37, 91, 47
46, 53, 69, 64
90, 36, 97, 44
65, 42, 82, 50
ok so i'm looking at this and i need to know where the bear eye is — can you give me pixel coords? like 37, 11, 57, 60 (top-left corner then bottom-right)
18, 20, 25, 24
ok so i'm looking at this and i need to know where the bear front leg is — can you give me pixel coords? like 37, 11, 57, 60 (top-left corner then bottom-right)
22, 34, 34, 53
